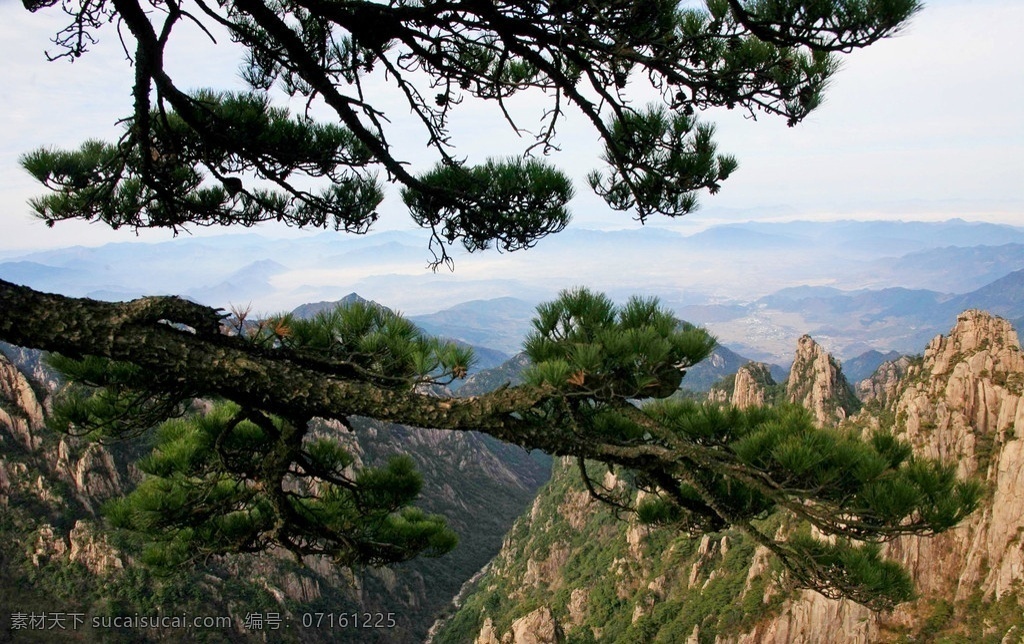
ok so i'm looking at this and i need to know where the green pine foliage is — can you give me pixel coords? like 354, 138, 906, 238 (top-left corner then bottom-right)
45, 354, 188, 441
232, 300, 475, 386
21, 0, 921, 265
524, 288, 717, 399
519, 290, 977, 609
20, 91, 384, 234
402, 158, 574, 256
48, 305, 467, 570
101, 401, 459, 569
0, 347, 549, 642
5, 0, 965, 632
588, 107, 739, 220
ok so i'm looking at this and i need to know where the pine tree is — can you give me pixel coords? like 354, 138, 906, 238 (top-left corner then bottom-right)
2, 0, 974, 610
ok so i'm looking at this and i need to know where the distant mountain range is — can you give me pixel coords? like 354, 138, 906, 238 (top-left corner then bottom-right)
679, 268, 1024, 362
3, 219, 1023, 314
409, 297, 538, 357
4, 218, 1024, 363
373, 268, 1024, 369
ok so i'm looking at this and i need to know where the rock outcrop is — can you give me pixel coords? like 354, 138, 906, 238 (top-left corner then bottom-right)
471, 609, 564, 644
707, 361, 776, 409
0, 352, 45, 449
730, 588, 875, 643
67, 520, 125, 574
508, 607, 563, 644
727, 310, 1024, 642
856, 354, 914, 408
732, 362, 775, 409
55, 439, 125, 513
786, 335, 859, 426
889, 311, 1024, 600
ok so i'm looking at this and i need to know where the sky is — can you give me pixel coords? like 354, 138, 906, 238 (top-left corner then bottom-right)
0, 0, 1021, 253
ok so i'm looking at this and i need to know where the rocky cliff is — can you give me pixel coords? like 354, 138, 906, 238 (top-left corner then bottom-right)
435, 310, 1024, 643
707, 362, 778, 410
0, 349, 46, 450
785, 334, 860, 426
731, 310, 1024, 642
856, 354, 914, 409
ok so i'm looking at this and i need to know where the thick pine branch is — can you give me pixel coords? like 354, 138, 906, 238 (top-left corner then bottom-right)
0, 280, 554, 441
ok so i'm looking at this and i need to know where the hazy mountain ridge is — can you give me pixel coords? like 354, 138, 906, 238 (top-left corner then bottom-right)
3, 219, 1023, 316
5, 218, 1024, 366
841, 349, 902, 384
679, 268, 1024, 363
857, 243, 1024, 292
410, 298, 539, 357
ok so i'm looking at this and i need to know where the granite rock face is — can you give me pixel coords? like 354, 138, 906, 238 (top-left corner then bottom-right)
785, 335, 859, 426
0, 352, 45, 449
888, 311, 1024, 601
856, 355, 913, 408
507, 607, 563, 644
731, 362, 775, 409
707, 361, 775, 409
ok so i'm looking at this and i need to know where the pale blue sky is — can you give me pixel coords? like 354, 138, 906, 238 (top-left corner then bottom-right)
0, 0, 1021, 251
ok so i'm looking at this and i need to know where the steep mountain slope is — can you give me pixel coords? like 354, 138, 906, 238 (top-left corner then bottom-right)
945, 268, 1024, 318
433, 310, 1024, 643
410, 298, 540, 357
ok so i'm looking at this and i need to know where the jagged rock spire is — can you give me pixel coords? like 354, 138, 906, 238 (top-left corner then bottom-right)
0, 352, 45, 449
731, 362, 776, 410
856, 355, 913, 409
785, 335, 859, 427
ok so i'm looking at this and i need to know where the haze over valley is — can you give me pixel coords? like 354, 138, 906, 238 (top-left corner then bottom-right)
5, 218, 1024, 365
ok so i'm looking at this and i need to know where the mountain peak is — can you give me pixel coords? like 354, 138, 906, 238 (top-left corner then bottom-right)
289, 293, 381, 319
925, 309, 1021, 377
785, 335, 859, 426
707, 361, 778, 409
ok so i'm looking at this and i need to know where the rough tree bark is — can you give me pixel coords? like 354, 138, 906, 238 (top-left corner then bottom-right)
0, 279, 562, 443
